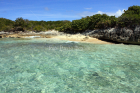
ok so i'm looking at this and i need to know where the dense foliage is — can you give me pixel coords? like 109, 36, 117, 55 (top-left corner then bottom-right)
0, 18, 14, 31
0, 5, 140, 32
0, 18, 70, 32
56, 14, 117, 33
117, 5, 140, 28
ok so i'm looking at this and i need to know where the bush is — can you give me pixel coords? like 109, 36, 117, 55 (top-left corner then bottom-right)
33, 25, 44, 32
57, 13, 118, 33
0, 18, 14, 31
95, 19, 111, 29
117, 5, 140, 28
3, 26, 13, 31
95, 16, 117, 29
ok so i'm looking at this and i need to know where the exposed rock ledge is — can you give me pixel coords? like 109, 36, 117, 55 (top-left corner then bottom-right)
0, 31, 63, 38
83, 25, 140, 44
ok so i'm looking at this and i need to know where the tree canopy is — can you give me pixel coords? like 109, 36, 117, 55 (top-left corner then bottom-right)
0, 17, 70, 31
56, 14, 117, 33
117, 5, 140, 28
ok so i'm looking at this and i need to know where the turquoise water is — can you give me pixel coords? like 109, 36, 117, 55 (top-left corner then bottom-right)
0, 38, 140, 93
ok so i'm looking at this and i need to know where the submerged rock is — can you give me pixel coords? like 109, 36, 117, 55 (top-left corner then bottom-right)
92, 72, 99, 76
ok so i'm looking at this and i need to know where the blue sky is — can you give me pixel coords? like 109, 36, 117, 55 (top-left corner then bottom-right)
0, 0, 140, 21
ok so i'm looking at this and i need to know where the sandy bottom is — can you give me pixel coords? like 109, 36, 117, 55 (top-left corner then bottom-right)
51, 34, 112, 44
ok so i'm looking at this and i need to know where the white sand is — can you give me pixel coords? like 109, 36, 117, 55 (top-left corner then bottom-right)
51, 34, 113, 44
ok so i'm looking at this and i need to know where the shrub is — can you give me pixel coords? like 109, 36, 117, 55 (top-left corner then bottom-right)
33, 25, 44, 32
117, 5, 140, 28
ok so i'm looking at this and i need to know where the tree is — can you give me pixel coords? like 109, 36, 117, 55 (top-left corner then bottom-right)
0, 18, 14, 31
14, 17, 25, 27
117, 5, 140, 27
33, 25, 44, 32
14, 17, 31, 31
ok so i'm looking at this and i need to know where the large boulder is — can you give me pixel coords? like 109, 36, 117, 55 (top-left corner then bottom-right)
86, 25, 140, 44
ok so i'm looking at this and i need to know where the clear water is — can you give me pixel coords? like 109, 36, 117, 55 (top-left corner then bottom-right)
0, 38, 140, 93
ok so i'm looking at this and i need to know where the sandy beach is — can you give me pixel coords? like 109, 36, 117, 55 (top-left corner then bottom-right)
51, 34, 113, 44
0, 31, 113, 44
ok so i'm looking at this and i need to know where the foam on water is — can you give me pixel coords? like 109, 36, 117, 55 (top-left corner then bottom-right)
24, 36, 41, 38
0, 38, 140, 93
65, 41, 79, 43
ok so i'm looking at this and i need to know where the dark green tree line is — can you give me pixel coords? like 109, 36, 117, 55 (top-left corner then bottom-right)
0, 18, 70, 32
56, 14, 117, 33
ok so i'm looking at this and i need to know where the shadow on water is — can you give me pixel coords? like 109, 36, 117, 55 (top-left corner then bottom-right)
98, 38, 121, 44
98, 38, 140, 45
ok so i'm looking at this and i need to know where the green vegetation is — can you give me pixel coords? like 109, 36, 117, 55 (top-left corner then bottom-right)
0, 5, 140, 32
0, 18, 14, 31
56, 14, 117, 33
0, 18, 70, 32
117, 5, 140, 28
33, 25, 44, 32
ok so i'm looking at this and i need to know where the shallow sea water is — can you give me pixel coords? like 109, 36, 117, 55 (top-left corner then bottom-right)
0, 38, 140, 93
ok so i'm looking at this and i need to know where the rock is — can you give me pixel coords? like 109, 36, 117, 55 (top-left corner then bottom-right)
82, 36, 89, 41
86, 25, 140, 44
134, 25, 140, 32
0, 35, 3, 38
0, 31, 8, 34
92, 72, 99, 76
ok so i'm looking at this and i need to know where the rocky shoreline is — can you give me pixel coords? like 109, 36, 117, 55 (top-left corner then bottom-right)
83, 25, 140, 44
1, 25, 140, 45
0, 30, 112, 44
0, 30, 64, 38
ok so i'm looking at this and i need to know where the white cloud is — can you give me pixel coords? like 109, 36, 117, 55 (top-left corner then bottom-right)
115, 9, 125, 17
85, 7, 92, 10
97, 11, 104, 14
78, 9, 125, 17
